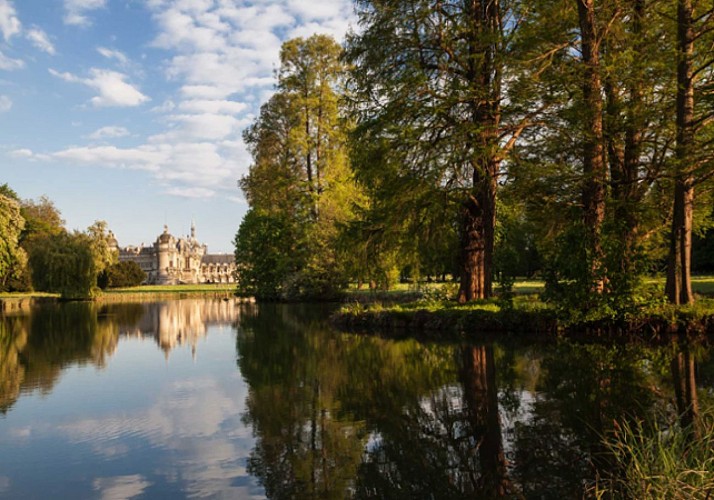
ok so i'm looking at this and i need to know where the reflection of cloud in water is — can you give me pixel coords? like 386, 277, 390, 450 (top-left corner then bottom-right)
58, 377, 262, 498
0, 476, 9, 493
8, 427, 30, 438
93, 474, 151, 500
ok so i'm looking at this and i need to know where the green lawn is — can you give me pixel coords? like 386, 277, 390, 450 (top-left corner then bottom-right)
105, 284, 236, 294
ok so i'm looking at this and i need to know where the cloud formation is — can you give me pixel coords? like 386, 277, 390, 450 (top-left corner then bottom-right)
49, 68, 150, 107
64, 0, 107, 27
25, 27, 55, 55
0, 0, 20, 41
11, 0, 355, 202
87, 126, 130, 140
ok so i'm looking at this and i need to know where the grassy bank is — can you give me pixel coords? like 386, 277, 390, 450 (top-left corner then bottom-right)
334, 294, 714, 340
0, 284, 244, 309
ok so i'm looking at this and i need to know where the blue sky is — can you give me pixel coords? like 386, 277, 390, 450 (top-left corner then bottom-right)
0, 0, 355, 253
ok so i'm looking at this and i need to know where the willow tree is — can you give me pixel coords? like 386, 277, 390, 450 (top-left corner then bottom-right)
346, 0, 530, 302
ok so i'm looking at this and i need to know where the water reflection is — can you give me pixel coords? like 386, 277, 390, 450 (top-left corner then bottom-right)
0, 298, 262, 499
1, 300, 712, 498
237, 304, 712, 499
0, 299, 242, 414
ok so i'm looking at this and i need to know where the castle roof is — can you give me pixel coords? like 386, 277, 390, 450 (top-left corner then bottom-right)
202, 254, 234, 265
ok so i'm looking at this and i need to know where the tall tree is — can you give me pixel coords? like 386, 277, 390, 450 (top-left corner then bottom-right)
237, 35, 359, 300
575, 0, 607, 292
346, 0, 530, 302
664, 0, 714, 304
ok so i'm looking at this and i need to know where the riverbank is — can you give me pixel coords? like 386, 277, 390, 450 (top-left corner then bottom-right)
332, 298, 714, 341
0, 285, 251, 311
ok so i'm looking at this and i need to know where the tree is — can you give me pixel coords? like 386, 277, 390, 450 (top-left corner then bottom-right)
345, 0, 532, 302
0, 193, 26, 290
29, 231, 99, 300
85, 220, 118, 277
20, 195, 65, 246
236, 35, 359, 300
99, 261, 146, 289
664, 0, 714, 305
28, 221, 117, 299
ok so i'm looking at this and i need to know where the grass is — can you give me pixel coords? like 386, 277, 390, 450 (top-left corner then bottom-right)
104, 283, 236, 294
0, 291, 58, 299
593, 412, 714, 499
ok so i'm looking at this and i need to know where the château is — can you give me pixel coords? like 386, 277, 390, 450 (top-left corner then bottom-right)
111, 223, 236, 285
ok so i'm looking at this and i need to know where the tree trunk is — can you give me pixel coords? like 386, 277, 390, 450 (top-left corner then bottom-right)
666, 0, 696, 305
458, 0, 500, 302
459, 174, 496, 302
577, 0, 607, 293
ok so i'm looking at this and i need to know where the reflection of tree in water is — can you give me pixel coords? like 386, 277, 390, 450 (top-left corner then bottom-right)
0, 302, 121, 413
509, 343, 661, 497
238, 304, 369, 499
353, 345, 515, 499
0, 316, 27, 413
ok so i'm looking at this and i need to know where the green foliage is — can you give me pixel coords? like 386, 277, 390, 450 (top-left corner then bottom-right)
0, 193, 26, 291
234, 210, 296, 300
235, 35, 359, 300
99, 261, 146, 289
28, 231, 100, 300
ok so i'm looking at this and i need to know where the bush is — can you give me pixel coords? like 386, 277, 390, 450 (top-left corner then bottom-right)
99, 261, 146, 289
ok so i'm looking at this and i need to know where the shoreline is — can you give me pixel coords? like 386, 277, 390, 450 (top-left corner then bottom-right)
0, 286, 253, 311
331, 306, 714, 343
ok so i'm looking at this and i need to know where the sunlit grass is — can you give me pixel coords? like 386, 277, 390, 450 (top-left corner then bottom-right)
105, 284, 236, 294
0, 292, 58, 299
594, 411, 714, 499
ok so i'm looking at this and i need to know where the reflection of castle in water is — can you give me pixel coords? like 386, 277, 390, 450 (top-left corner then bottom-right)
0, 299, 247, 414
122, 300, 244, 358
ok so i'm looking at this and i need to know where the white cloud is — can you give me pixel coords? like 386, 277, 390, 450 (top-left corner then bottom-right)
10, 148, 33, 158
64, 0, 107, 27
151, 113, 242, 142
25, 27, 55, 55
12, 0, 356, 204
0, 94, 10, 112
97, 47, 128, 65
51, 145, 164, 170
165, 186, 215, 198
49, 67, 150, 107
87, 126, 130, 140
178, 99, 246, 115
0, 50, 21, 70
0, 0, 20, 41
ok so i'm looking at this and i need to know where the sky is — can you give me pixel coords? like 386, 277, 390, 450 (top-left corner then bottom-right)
0, 0, 356, 253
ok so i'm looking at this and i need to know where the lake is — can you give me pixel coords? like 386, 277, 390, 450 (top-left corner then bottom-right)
0, 298, 710, 499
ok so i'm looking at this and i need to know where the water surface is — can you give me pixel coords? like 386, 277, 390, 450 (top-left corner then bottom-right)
1, 299, 711, 499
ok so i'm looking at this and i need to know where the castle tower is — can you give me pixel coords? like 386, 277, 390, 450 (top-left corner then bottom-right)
156, 224, 172, 284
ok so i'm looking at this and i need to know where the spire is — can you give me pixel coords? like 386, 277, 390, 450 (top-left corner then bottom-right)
191, 219, 196, 239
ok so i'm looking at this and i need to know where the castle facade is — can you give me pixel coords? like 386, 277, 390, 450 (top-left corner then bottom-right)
116, 223, 236, 285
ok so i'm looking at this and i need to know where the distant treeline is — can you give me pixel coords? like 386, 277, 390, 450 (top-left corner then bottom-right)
0, 185, 144, 299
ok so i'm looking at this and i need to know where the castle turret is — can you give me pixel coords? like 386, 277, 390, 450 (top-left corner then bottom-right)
156, 225, 172, 284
